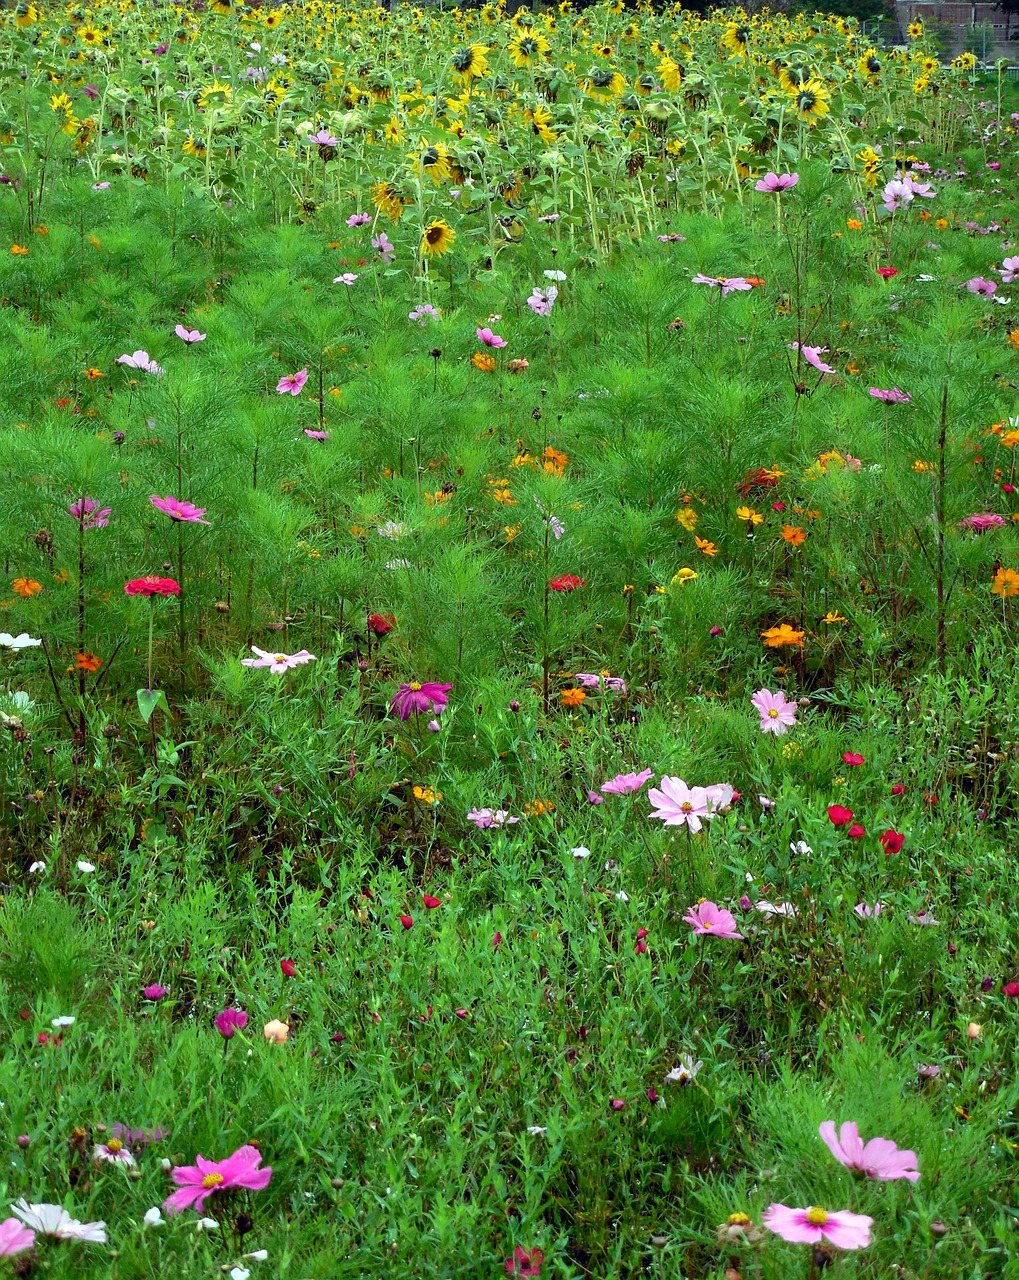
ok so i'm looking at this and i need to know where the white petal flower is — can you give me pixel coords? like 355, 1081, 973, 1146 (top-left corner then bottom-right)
243, 1250, 269, 1261
526, 1126, 547, 1136
143, 1207, 165, 1228
0, 632, 42, 649
195, 1217, 219, 1232
51, 1016, 75, 1028
230, 1270, 251, 1280
571, 846, 591, 859
9, 1200, 106, 1242
77, 861, 95, 873
29, 861, 46, 874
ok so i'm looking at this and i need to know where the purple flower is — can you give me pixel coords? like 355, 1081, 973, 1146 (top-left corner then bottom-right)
111, 1122, 166, 1148
83, 84, 100, 101
142, 984, 168, 1001
789, 342, 835, 374
174, 324, 206, 343
153, 44, 168, 55
527, 285, 558, 316
304, 429, 329, 441
657, 232, 687, 242
372, 232, 395, 262
601, 768, 654, 795
965, 276, 997, 297
346, 212, 370, 227
150, 494, 211, 525
390, 681, 452, 720
682, 900, 744, 939
755, 171, 799, 192
869, 386, 910, 403
574, 672, 627, 694
116, 350, 164, 375
409, 303, 440, 325
276, 368, 308, 395
586, 789, 605, 805
214, 1008, 247, 1038
538, 213, 560, 223
467, 808, 520, 829
476, 327, 507, 348
67, 496, 111, 528
307, 129, 339, 147
882, 178, 915, 213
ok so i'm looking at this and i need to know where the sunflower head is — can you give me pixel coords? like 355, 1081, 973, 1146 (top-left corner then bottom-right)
421, 219, 456, 258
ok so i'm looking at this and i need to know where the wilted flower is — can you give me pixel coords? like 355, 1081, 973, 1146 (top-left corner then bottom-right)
869, 387, 911, 403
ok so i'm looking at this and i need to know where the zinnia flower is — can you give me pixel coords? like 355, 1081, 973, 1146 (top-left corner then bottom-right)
163, 1145, 272, 1215
682, 900, 744, 939
751, 688, 798, 735
124, 576, 180, 596
391, 681, 452, 720
819, 1120, 919, 1181
762, 1204, 872, 1250
241, 647, 316, 674
150, 495, 211, 525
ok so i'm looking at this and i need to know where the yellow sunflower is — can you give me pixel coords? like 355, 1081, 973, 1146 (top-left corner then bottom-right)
794, 80, 829, 123
410, 141, 452, 185
421, 219, 456, 258
508, 32, 551, 68
372, 180, 407, 222
451, 43, 489, 82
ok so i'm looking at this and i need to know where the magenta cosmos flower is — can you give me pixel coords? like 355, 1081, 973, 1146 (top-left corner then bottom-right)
751, 688, 798, 736
958, 512, 1006, 532
965, 277, 997, 297
762, 1204, 872, 1250
869, 386, 911, 403
819, 1120, 919, 1182
150, 494, 211, 525
683, 900, 744, 939
601, 768, 654, 795
241, 646, 316, 674
467, 808, 520, 829
67, 496, 111, 528
0, 1219, 35, 1257
789, 342, 835, 374
276, 368, 308, 395
174, 325, 206, 343
755, 172, 799, 192
476, 327, 507, 348
163, 1144, 272, 1216
390, 681, 452, 720
648, 777, 712, 831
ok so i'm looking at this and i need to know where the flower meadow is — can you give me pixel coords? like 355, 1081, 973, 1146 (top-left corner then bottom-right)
2, 0, 1019, 1276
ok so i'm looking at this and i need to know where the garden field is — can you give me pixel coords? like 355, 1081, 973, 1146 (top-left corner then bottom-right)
1, 0, 1019, 1276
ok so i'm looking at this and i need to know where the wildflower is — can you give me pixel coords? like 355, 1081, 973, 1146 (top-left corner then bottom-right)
214, 1009, 247, 1039
241, 647, 316, 674
682, 901, 744, 940
842, 752, 865, 766
869, 387, 911, 403
67, 496, 111, 527
476, 326, 507, 349
472, 352, 497, 372
276, 369, 308, 395
828, 804, 854, 826
789, 342, 835, 374
409, 304, 440, 325
371, 233, 395, 262
11, 578, 42, 598
762, 1204, 872, 1250
549, 575, 585, 591
691, 273, 752, 296
670, 567, 698, 587
9, 1201, 106, 1243
421, 220, 455, 258
0, 1219, 33, 1258
755, 172, 799, 192
124, 576, 180, 596
400, 915, 413, 930
116, 350, 164, 375
908, 910, 939, 926
263, 1020, 289, 1043
648, 777, 710, 830
346, 212, 370, 228
879, 829, 905, 853
10, 245, 27, 255
150, 495, 211, 525
527, 286, 558, 316
1000, 256, 1019, 284
508, 358, 529, 374
751, 688, 798, 735
174, 325, 206, 343
965, 277, 997, 297
505, 1246, 543, 1276
367, 612, 395, 636
334, 273, 358, 286
959, 512, 1006, 532
75, 652, 102, 673
696, 537, 719, 556
847, 218, 863, 230
736, 506, 764, 526
94, 1139, 136, 1167
781, 526, 807, 546
560, 688, 586, 707
391, 681, 453, 720
991, 567, 1019, 597
143, 984, 168, 1001
761, 624, 804, 648
164, 1145, 272, 1215
467, 809, 520, 829
601, 769, 654, 795
0, 632, 41, 649
664, 1055, 703, 1085
876, 267, 899, 280
819, 1121, 919, 1181
143, 1208, 165, 1228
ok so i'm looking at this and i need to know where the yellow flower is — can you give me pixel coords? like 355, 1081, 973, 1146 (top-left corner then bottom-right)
736, 506, 764, 526
670, 567, 697, 587
847, 218, 863, 230
560, 687, 586, 707
504, 525, 520, 541
413, 784, 443, 804
822, 611, 847, 624
793, 80, 830, 123
421, 219, 455, 258
508, 31, 551, 68
10, 245, 27, 256
472, 352, 497, 372
761, 623, 805, 648
695, 537, 718, 557
912, 459, 934, 473
523, 799, 554, 816
1008, 329, 1019, 350
490, 485, 516, 505
675, 506, 698, 532
451, 43, 489, 81
991, 567, 1019, 598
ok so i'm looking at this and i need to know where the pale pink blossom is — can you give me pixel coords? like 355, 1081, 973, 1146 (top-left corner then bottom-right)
819, 1120, 920, 1182
466, 808, 520, 829
755, 171, 799, 192
868, 387, 910, 403
751, 688, 798, 735
682, 900, 743, 939
241, 646, 316, 674
789, 342, 835, 374
648, 777, 710, 831
601, 768, 654, 795
762, 1203, 872, 1250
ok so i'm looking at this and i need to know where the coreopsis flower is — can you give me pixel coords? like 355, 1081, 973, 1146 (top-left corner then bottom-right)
164, 1145, 272, 1215
762, 1204, 872, 1250
12, 578, 42, 598
150, 495, 211, 525
819, 1121, 919, 1181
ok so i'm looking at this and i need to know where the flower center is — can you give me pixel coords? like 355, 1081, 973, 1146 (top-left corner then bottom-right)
106, 1140, 123, 1154
728, 1212, 751, 1227
409, 681, 422, 691
681, 801, 692, 811
274, 655, 287, 664
805, 1206, 828, 1226
768, 708, 779, 717
201, 1173, 225, 1189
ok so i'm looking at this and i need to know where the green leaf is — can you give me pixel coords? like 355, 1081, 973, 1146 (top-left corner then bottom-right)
136, 688, 172, 724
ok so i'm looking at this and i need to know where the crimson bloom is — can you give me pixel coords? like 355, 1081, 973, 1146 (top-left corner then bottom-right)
163, 1144, 272, 1215
124, 576, 180, 596
876, 266, 898, 279
819, 1120, 919, 1182
280, 959, 297, 977
399, 914, 413, 929
1002, 982, 1019, 998
505, 1246, 543, 1276
828, 805, 854, 826
390, 681, 452, 720
367, 612, 395, 636
549, 574, 586, 591
879, 829, 905, 853
422, 894, 441, 909
150, 494, 211, 525
842, 752, 865, 766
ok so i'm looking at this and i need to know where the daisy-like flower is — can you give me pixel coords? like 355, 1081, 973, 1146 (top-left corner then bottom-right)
94, 1139, 137, 1167
391, 681, 452, 720
476, 327, 507, 348
333, 273, 358, 286
692, 273, 753, 296
868, 387, 910, 403
241, 647, 316, 674
276, 369, 308, 395
854, 903, 885, 918
0, 632, 42, 650
755, 172, 799, 192
0, 1218, 35, 1255
116, 350, 164, 375
150, 495, 211, 525
174, 325, 206, 343
664, 1054, 703, 1085
163, 1145, 272, 1216
601, 768, 654, 795
682, 900, 744, 939
762, 1203, 872, 1250
818, 1120, 920, 1181
789, 342, 835, 373
67, 496, 112, 527
9, 1200, 107, 1243
751, 688, 798, 735
647, 777, 711, 831
466, 808, 520, 829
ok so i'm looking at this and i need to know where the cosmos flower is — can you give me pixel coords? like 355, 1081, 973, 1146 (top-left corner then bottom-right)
819, 1121, 920, 1181
692, 273, 753, 296
965, 277, 997, 297
150, 495, 211, 525
345, 212, 370, 227
467, 809, 520, 828
648, 777, 712, 830
600, 768, 654, 794
0, 1219, 35, 1256
682, 900, 744, 939
67, 496, 112, 527
409, 304, 440, 325
751, 688, 798, 735
762, 1204, 872, 1250
958, 512, 1006, 532
789, 342, 835, 374
0, 632, 42, 649
276, 369, 308, 395
390, 681, 452, 720
116, 350, 164, 375
240, 647, 316, 674
371, 232, 395, 262
527, 286, 558, 316
163, 1145, 272, 1216
476, 327, 507, 348
755, 172, 799, 192
868, 387, 910, 403
9, 1201, 106, 1243
174, 325, 206, 343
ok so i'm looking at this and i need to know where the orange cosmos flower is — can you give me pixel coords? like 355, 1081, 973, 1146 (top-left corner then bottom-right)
75, 652, 102, 672
695, 536, 718, 556
472, 352, 497, 372
560, 687, 586, 707
10, 245, 27, 255
991, 567, 1019, 597
781, 526, 807, 546
761, 623, 805, 648
12, 578, 42, 598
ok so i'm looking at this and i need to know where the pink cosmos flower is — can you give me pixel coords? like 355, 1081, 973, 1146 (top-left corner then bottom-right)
692, 273, 753, 296
683, 900, 744, 939
0, 1219, 35, 1256
505, 1246, 543, 1276
869, 387, 910, 403
307, 129, 339, 147
117, 350, 164, 375
391, 681, 453, 720
574, 672, 627, 693
241, 647, 316, 674
854, 903, 884, 918
648, 777, 711, 831
346, 212, 370, 227
276, 368, 308, 395
304, 429, 329, 441
174, 325, 206, 343
882, 178, 915, 212
527, 286, 558, 316
467, 808, 520, 828
214, 1008, 247, 1038
789, 342, 835, 374
965, 276, 997, 297
958, 512, 1006, 532
476, 327, 507, 348
163, 1144, 272, 1216
601, 768, 654, 795
751, 688, 798, 735
819, 1120, 920, 1182
755, 172, 799, 192
1000, 255, 1019, 283
762, 1203, 872, 1250
150, 494, 211, 525
67, 496, 111, 528
372, 232, 395, 262
333, 273, 358, 285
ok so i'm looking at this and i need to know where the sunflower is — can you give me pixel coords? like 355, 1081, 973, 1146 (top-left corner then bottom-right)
526, 103, 557, 143
410, 141, 452, 184
720, 23, 749, 55
793, 80, 829, 123
777, 62, 810, 94
584, 66, 626, 100
383, 117, 404, 145
857, 49, 881, 84
421, 219, 456, 258
657, 55, 684, 91
907, 19, 923, 38
508, 32, 551, 68
594, 43, 613, 58
856, 145, 881, 188
479, 3, 500, 22
450, 43, 489, 82
78, 22, 103, 45
182, 135, 206, 156
633, 72, 656, 95
14, 3, 38, 29
372, 180, 407, 222
951, 51, 977, 71
197, 81, 233, 109
263, 9, 284, 29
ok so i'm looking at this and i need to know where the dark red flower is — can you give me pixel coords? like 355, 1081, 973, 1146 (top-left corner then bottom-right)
330, 1031, 345, 1043
549, 574, 586, 592
505, 1247, 543, 1277
646, 1087, 659, 1103
842, 752, 865, 766
280, 959, 297, 978
876, 266, 899, 279
492, 931, 502, 950
399, 914, 413, 929
828, 804, 854, 826
367, 612, 395, 636
124, 575, 180, 596
1002, 982, 1019, 998
891, 783, 907, 796
848, 823, 865, 839
422, 894, 441, 909
879, 829, 905, 854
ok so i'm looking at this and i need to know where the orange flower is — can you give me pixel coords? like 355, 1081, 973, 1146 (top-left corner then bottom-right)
781, 526, 807, 546
745, 276, 766, 287
523, 799, 554, 816
845, 360, 859, 375
846, 218, 863, 230
761, 623, 805, 648
12, 578, 42, 598
542, 445, 569, 474
695, 536, 718, 556
991, 567, 1019, 598
10, 245, 27, 255
1008, 330, 1019, 350
560, 687, 586, 707
472, 352, 496, 372
75, 652, 102, 672
82, 367, 104, 379
35, 224, 49, 235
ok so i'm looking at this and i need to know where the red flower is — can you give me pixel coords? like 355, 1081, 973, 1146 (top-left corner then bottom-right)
399, 914, 413, 929
492, 931, 502, 950
771, 501, 786, 511
280, 959, 297, 978
124, 575, 181, 596
367, 612, 395, 636
549, 574, 585, 591
1002, 982, 1019, 998
891, 783, 906, 796
876, 266, 899, 279
842, 752, 865, 766
505, 1247, 544, 1277
828, 804, 854, 826
422, 894, 441, 909
879, 829, 905, 854
848, 823, 865, 839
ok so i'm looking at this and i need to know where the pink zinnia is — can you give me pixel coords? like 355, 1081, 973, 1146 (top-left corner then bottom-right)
762, 1203, 872, 1250
789, 342, 835, 374
751, 688, 797, 736
391, 680, 452, 720
682, 900, 744, 939
163, 1144, 272, 1216
150, 494, 211, 525
276, 368, 308, 395
476, 327, 507, 348
819, 1120, 919, 1182
601, 768, 654, 795
124, 576, 180, 596
648, 777, 711, 831
0, 1219, 35, 1257
755, 172, 799, 192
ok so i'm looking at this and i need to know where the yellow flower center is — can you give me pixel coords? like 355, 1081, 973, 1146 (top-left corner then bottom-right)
106, 1140, 123, 1154
201, 1173, 225, 1189
728, 1212, 751, 1227
768, 708, 779, 718
409, 681, 422, 691
681, 801, 692, 811
275, 655, 287, 664
805, 1206, 828, 1226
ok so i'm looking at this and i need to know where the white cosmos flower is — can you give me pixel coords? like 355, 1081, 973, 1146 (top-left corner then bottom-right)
195, 1217, 220, 1232
0, 632, 42, 649
9, 1200, 107, 1243
543, 269, 567, 281
571, 846, 591, 859
526, 1126, 547, 1137
51, 1016, 75, 1029
143, 1207, 165, 1228
243, 1250, 269, 1261
229, 1270, 251, 1280
77, 861, 96, 873
28, 861, 46, 874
